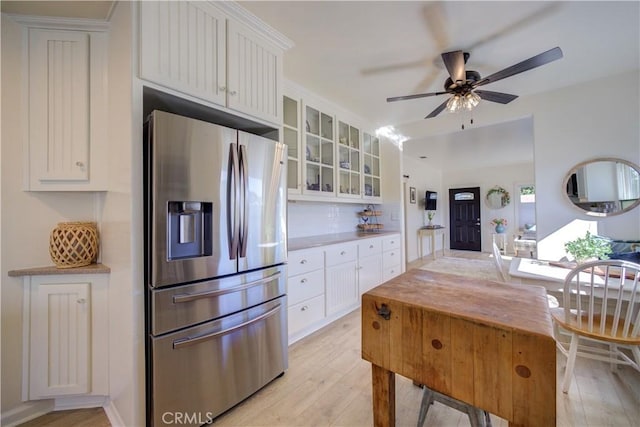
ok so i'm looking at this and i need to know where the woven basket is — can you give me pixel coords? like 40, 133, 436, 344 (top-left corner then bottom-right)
49, 222, 99, 268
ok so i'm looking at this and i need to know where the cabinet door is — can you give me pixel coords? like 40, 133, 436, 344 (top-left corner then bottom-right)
363, 132, 382, 200
302, 104, 335, 195
29, 29, 89, 184
139, 1, 226, 106
337, 120, 361, 198
27, 28, 107, 191
359, 254, 383, 295
227, 20, 282, 124
29, 281, 90, 398
325, 261, 358, 316
283, 94, 301, 194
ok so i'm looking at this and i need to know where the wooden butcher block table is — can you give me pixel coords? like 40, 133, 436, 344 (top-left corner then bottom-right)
361, 269, 556, 427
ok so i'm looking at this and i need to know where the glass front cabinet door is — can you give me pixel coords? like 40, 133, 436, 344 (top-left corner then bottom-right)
303, 104, 335, 195
363, 132, 381, 200
337, 120, 361, 198
283, 95, 301, 194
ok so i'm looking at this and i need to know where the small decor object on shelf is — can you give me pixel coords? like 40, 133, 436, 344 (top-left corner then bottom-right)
49, 221, 99, 268
564, 231, 612, 263
490, 218, 507, 234
358, 205, 383, 232
486, 186, 511, 209
427, 210, 435, 226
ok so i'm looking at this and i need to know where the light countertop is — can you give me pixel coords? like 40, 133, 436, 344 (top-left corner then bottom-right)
8, 263, 111, 277
288, 230, 400, 252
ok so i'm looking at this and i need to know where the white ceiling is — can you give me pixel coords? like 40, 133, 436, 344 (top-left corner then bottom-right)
4, 1, 638, 163
239, 1, 639, 161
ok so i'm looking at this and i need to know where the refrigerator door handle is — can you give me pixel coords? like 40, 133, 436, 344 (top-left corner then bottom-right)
172, 303, 282, 349
227, 144, 240, 259
239, 144, 249, 258
172, 271, 282, 303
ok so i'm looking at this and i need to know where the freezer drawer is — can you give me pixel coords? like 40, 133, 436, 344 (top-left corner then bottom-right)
151, 265, 285, 336
150, 297, 288, 427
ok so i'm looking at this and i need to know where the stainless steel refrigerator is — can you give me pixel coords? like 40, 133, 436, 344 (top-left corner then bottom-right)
144, 110, 288, 426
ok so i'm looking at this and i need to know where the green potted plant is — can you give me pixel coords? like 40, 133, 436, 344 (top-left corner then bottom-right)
564, 231, 612, 263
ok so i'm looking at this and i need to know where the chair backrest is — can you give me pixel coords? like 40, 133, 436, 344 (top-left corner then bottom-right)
492, 241, 509, 282
561, 259, 640, 341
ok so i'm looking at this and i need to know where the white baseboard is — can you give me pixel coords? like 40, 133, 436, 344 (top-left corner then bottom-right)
103, 400, 126, 427
53, 395, 109, 410
0, 400, 54, 427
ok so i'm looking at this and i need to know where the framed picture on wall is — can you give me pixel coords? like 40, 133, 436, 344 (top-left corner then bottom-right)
409, 187, 416, 204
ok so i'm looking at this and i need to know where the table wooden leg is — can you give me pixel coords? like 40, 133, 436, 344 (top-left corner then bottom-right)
371, 364, 395, 427
431, 235, 436, 260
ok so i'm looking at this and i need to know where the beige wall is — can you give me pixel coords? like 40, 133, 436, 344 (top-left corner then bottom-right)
1, 13, 99, 418
397, 70, 640, 260
102, 2, 145, 426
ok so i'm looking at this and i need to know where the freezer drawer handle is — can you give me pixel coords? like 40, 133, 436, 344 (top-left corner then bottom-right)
172, 272, 282, 304
172, 303, 282, 349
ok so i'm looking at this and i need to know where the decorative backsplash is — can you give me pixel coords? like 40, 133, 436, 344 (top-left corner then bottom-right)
287, 202, 363, 238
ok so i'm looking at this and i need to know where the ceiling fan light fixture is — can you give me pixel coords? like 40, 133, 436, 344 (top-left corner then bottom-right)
446, 95, 462, 113
463, 92, 481, 110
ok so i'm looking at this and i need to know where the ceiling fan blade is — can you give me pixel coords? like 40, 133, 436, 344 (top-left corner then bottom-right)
465, 4, 562, 52
387, 91, 447, 103
425, 99, 449, 119
474, 90, 518, 104
441, 50, 466, 83
474, 47, 563, 87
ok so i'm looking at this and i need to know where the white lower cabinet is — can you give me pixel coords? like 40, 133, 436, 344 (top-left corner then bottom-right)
286, 247, 325, 342
357, 239, 383, 295
382, 235, 402, 282
22, 273, 109, 400
287, 233, 401, 343
325, 242, 358, 316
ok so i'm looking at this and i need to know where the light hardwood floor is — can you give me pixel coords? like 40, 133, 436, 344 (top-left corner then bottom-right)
20, 252, 640, 426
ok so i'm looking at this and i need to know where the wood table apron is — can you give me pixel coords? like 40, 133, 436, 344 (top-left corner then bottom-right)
418, 227, 446, 260
361, 269, 556, 427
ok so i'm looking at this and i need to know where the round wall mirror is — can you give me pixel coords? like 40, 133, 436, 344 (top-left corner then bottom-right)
564, 157, 640, 217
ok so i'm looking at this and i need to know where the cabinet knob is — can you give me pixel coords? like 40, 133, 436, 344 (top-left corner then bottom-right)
75, 161, 84, 167
340, 251, 346, 255
300, 259, 307, 264
219, 86, 226, 92
369, 245, 374, 249
77, 298, 86, 304
390, 252, 395, 256
228, 90, 237, 96
301, 305, 308, 311
300, 278, 307, 284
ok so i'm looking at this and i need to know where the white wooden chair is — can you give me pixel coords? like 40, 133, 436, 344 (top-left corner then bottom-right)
551, 259, 640, 393
492, 241, 509, 282
492, 241, 559, 308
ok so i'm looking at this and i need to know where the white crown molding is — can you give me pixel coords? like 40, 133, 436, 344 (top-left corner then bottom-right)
213, 1, 294, 51
6, 14, 110, 31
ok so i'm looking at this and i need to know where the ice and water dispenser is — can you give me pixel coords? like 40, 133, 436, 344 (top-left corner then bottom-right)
167, 201, 212, 259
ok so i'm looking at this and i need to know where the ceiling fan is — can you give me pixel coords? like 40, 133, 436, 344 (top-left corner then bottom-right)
386, 47, 563, 119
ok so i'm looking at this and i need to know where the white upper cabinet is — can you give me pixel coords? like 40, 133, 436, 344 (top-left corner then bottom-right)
139, 1, 227, 106
139, 1, 291, 125
26, 26, 108, 191
226, 20, 282, 123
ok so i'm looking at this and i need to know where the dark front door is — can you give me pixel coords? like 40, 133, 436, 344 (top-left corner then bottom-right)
449, 187, 481, 251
